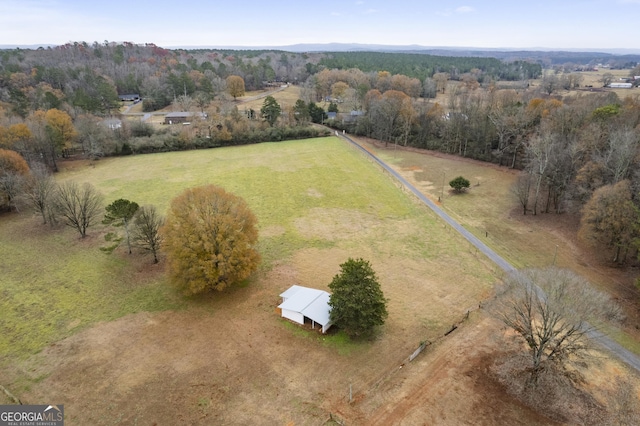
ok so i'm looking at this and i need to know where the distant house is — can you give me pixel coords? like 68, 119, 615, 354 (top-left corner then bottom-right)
118, 94, 140, 102
342, 110, 365, 124
278, 285, 332, 333
164, 111, 207, 125
326, 112, 338, 120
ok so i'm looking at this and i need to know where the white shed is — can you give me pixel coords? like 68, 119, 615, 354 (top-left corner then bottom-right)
610, 82, 633, 88
278, 285, 332, 333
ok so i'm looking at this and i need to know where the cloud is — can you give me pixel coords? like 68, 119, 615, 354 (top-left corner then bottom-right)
455, 6, 475, 13
364, 8, 378, 14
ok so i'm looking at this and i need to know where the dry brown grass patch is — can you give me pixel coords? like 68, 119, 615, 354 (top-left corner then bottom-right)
294, 208, 380, 241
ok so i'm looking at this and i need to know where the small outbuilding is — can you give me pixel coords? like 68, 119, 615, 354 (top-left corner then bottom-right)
118, 94, 140, 102
609, 83, 633, 89
164, 111, 207, 125
278, 285, 332, 333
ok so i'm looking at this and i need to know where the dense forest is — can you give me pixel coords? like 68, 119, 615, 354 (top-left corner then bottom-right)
1, 41, 640, 268
395, 48, 640, 68
317, 51, 541, 81
0, 43, 543, 113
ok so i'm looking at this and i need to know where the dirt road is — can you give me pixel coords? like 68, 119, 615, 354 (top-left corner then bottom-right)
339, 132, 640, 374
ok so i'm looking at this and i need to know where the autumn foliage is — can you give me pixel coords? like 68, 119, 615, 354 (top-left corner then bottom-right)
0, 148, 30, 177
162, 185, 260, 295
226, 75, 245, 100
0, 149, 30, 210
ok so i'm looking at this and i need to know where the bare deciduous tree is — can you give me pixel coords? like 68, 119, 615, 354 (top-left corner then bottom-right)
541, 72, 560, 95
0, 172, 25, 212
526, 132, 555, 215
21, 163, 57, 224
492, 267, 622, 386
132, 205, 164, 264
511, 172, 532, 215
175, 95, 194, 112
600, 72, 615, 88
602, 128, 638, 183
432, 72, 449, 94
54, 181, 104, 238
423, 77, 437, 98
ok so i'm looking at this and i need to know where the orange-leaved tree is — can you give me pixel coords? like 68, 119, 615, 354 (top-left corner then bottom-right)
0, 148, 30, 211
0, 123, 32, 150
0, 148, 30, 176
226, 75, 245, 100
42, 109, 77, 172
162, 185, 260, 295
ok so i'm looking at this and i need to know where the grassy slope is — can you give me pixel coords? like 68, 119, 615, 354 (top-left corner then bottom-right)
1, 136, 496, 367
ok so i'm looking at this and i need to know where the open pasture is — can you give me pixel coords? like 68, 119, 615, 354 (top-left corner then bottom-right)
366, 138, 640, 353
236, 84, 302, 112
1, 136, 502, 423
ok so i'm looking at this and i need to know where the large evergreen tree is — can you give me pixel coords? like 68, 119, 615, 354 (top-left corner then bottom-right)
104, 198, 139, 254
328, 258, 388, 339
260, 95, 281, 127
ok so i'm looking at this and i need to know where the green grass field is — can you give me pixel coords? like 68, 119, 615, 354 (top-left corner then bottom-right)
1, 136, 496, 368
0, 214, 185, 363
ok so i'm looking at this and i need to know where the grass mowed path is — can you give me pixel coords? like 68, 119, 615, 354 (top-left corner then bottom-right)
1, 136, 499, 422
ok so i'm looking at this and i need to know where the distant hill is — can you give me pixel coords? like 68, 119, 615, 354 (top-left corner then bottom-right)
273, 44, 640, 65
2, 42, 639, 65
171, 43, 640, 67
168, 43, 640, 56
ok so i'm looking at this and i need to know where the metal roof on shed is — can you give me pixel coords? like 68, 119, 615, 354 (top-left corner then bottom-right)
278, 285, 332, 327
165, 112, 193, 118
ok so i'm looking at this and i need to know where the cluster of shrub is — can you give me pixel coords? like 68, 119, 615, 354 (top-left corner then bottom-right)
119, 123, 330, 156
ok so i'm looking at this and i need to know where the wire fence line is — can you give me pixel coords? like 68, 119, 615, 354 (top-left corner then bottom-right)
336, 132, 640, 373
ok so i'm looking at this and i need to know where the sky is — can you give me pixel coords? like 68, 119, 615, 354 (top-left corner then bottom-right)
1, 0, 639, 52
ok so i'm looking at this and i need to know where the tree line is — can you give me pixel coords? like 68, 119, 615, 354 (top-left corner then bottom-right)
318, 51, 542, 82
318, 74, 640, 265
2, 41, 640, 267
0, 42, 541, 117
